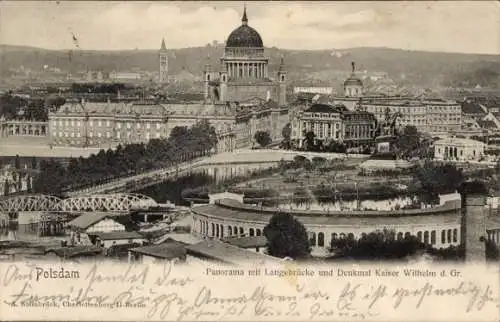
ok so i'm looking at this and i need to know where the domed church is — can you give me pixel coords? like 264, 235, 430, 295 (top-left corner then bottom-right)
203, 7, 287, 106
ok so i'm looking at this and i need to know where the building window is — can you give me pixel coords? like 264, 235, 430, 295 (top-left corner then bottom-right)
431, 231, 436, 245
117, 123, 121, 129
106, 120, 110, 127
317, 232, 324, 247
447, 229, 452, 243
89, 131, 93, 137
97, 132, 102, 138
98, 120, 102, 127
441, 230, 446, 244
77, 121, 81, 127
89, 120, 93, 126
256, 229, 261, 236
309, 232, 316, 246
127, 122, 131, 129
116, 132, 121, 139
156, 123, 161, 130
249, 228, 255, 236
106, 132, 110, 138
146, 123, 150, 129
77, 132, 81, 138
453, 229, 458, 242
58, 131, 62, 137
137, 123, 141, 129
156, 133, 160, 138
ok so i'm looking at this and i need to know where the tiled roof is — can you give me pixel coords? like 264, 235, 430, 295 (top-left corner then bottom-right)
91, 231, 145, 240
66, 213, 110, 230
223, 235, 268, 248
304, 103, 347, 114
462, 101, 486, 115
45, 246, 102, 258
185, 239, 278, 263
129, 240, 187, 260
54, 101, 169, 116
477, 120, 499, 130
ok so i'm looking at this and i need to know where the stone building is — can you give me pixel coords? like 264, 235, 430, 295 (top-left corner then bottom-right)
290, 103, 376, 149
361, 98, 462, 134
433, 137, 486, 162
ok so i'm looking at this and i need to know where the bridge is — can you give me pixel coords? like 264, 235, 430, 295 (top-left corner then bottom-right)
0, 193, 158, 213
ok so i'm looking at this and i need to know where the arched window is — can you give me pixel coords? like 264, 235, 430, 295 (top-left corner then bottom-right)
340, 233, 346, 239
256, 229, 262, 236
397, 232, 403, 241
216, 224, 220, 238
453, 229, 458, 242
417, 231, 422, 242
249, 228, 255, 236
347, 233, 354, 240
239, 227, 244, 235
441, 230, 446, 244
431, 231, 436, 245
211, 223, 215, 237
318, 232, 325, 247
447, 229, 452, 243
233, 226, 238, 235
220, 225, 224, 238
207, 74, 210, 81
309, 232, 317, 246
424, 231, 429, 244
227, 225, 232, 236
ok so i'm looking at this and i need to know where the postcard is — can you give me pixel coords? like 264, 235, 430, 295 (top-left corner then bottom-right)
0, 1, 499, 321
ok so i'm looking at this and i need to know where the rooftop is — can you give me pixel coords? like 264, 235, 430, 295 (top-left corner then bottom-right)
129, 240, 187, 260
192, 200, 462, 227
223, 235, 268, 248
185, 239, 278, 264
91, 231, 145, 240
66, 212, 125, 230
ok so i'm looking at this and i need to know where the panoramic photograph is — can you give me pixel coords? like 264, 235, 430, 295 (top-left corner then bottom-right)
0, 0, 499, 266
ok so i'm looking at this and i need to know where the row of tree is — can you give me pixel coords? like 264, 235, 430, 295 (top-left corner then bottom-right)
0, 92, 66, 121
263, 213, 499, 261
33, 120, 218, 195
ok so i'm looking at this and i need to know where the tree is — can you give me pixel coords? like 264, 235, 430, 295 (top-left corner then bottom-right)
254, 131, 272, 147
304, 131, 316, 151
415, 162, 464, 195
330, 229, 425, 260
394, 125, 421, 159
264, 213, 311, 260
3, 179, 9, 196
281, 123, 292, 149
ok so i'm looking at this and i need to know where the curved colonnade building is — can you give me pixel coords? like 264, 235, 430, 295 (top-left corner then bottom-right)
191, 199, 469, 257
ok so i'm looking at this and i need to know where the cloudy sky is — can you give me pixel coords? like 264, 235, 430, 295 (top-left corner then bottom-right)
1, 1, 499, 54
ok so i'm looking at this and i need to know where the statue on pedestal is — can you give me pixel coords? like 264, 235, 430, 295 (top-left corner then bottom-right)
372, 108, 402, 158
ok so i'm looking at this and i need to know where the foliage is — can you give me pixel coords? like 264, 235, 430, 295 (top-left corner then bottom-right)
330, 229, 425, 260
415, 162, 464, 194
33, 121, 218, 195
264, 213, 311, 260
254, 131, 272, 147
280, 123, 292, 149
393, 125, 421, 159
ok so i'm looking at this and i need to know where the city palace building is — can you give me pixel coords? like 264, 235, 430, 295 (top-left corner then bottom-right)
48, 7, 290, 152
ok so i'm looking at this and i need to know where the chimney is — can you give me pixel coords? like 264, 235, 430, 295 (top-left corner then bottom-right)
458, 181, 489, 262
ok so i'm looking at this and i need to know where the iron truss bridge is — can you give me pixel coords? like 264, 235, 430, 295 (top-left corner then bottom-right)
0, 193, 158, 213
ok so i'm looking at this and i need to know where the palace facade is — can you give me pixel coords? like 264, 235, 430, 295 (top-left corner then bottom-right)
290, 103, 376, 149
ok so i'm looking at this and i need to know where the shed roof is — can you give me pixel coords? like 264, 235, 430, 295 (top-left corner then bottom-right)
186, 239, 277, 263
223, 235, 268, 248
91, 231, 145, 240
129, 241, 187, 260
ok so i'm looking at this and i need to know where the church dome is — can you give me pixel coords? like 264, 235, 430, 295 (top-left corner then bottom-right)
226, 8, 263, 48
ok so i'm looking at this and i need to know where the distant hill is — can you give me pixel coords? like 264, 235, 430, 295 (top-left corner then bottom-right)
1, 44, 499, 87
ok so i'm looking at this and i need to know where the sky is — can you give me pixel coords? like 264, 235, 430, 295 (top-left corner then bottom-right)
0, 1, 499, 54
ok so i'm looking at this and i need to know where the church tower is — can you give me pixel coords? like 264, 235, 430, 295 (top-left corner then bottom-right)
159, 38, 168, 83
277, 56, 287, 106
203, 55, 212, 102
